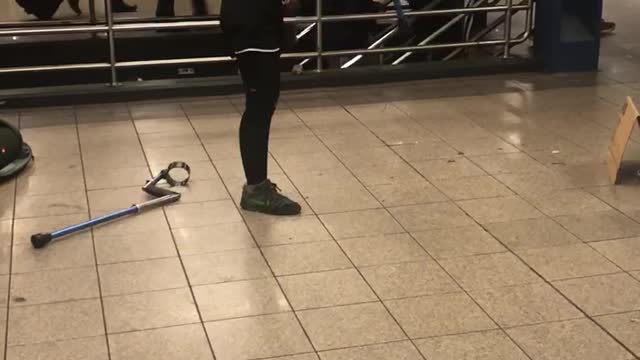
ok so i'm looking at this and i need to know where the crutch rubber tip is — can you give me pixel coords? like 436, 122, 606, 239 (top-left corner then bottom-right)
31, 233, 53, 249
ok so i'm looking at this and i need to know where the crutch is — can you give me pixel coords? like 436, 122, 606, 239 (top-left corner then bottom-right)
31, 161, 191, 249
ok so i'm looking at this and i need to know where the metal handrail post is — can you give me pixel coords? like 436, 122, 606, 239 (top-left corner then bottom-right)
316, 0, 323, 71
503, 0, 513, 58
105, 0, 119, 86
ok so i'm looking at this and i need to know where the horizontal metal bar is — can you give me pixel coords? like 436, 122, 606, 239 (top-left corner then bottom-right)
115, 57, 231, 67
0, 25, 107, 36
0, 63, 110, 74
113, 20, 219, 31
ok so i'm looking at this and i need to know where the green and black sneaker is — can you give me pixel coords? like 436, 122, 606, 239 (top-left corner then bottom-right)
240, 179, 302, 216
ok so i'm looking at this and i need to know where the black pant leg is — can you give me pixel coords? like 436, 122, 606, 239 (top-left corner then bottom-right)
237, 52, 281, 185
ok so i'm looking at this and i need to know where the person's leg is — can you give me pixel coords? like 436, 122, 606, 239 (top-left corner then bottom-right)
191, 0, 208, 16
237, 52, 278, 185
236, 52, 301, 215
156, 0, 174, 16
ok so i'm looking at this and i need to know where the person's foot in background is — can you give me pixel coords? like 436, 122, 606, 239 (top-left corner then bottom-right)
601, 19, 616, 35
67, 0, 82, 15
112, 0, 137, 13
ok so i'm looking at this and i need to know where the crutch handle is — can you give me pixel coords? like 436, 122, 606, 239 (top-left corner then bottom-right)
31, 233, 53, 249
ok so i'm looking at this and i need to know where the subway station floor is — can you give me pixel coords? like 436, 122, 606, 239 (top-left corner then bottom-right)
3, 6, 640, 360
1, 74, 640, 360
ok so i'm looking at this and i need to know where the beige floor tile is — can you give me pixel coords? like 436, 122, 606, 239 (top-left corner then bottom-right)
457, 196, 543, 224
1, 220, 11, 246
587, 185, 640, 213
92, 209, 167, 237
88, 186, 152, 213
440, 253, 542, 291
495, 172, 575, 197
94, 229, 177, 264
12, 236, 95, 274
279, 269, 377, 310
468, 152, 548, 175
160, 179, 229, 204
1, 274, 9, 304
134, 119, 192, 135
413, 225, 506, 259
193, 278, 290, 321
350, 161, 424, 186
85, 166, 152, 191
103, 288, 199, 333
206, 313, 313, 360
165, 200, 242, 228
12, 214, 89, 245
319, 341, 423, 360
269, 136, 329, 157
285, 167, 360, 193
0, 246, 9, 275
0, 181, 15, 221
82, 146, 147, 170
99, 258, 188, 296
368, 180, 447, 207
595, 311, 640, 356
447, 136, 520, 156
183, 248, 271, 285
334, 146, 403, 170
298, 302, 405, 350
518, 244, 621, 281
303, 184, 382, 214
264, 354, 319, 360
506, 319, 633, 360
632, 271, 640, 281
246, 215, 331, 247
6, 336, 109, 360
277, 151, 344, 174
555, 210, 640, 242
109, 324, 213, 360
360, 261, 460, 300
412, 157, 487, 181
392, 141, 460, 162
174, 222, 256, 255
389, 202, 475, 232
554, 273, 640, 316
486, 217, 581, 250
338, 233, 429, 267
592, 237, 640, 271
16, 170, 85, 197
415, 330, 529, 360
14, 191, 88, 219
263, 241, 352, 276
8, 299, 104, 346
10, 267, 99, 307
319, 209, 404, 239
471, 283, 583, 327
386, 293, 497, 338
0, 307, 4, 355
433, 176, 513, 201
138, 129, 200, 149
145, 144, 210, 165
525, 189, 613, 217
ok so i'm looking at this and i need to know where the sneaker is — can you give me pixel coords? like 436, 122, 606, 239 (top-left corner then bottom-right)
601, 20, 616, 35
240, 179, 302, 216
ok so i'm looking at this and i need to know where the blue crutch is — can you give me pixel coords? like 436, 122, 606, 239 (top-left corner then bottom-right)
30, 161, 191, 249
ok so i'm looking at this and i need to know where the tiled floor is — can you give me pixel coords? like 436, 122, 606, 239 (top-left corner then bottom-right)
2, 4, 640, 360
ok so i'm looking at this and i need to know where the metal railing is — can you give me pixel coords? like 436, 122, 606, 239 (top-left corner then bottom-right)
0, 0, 533, 86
